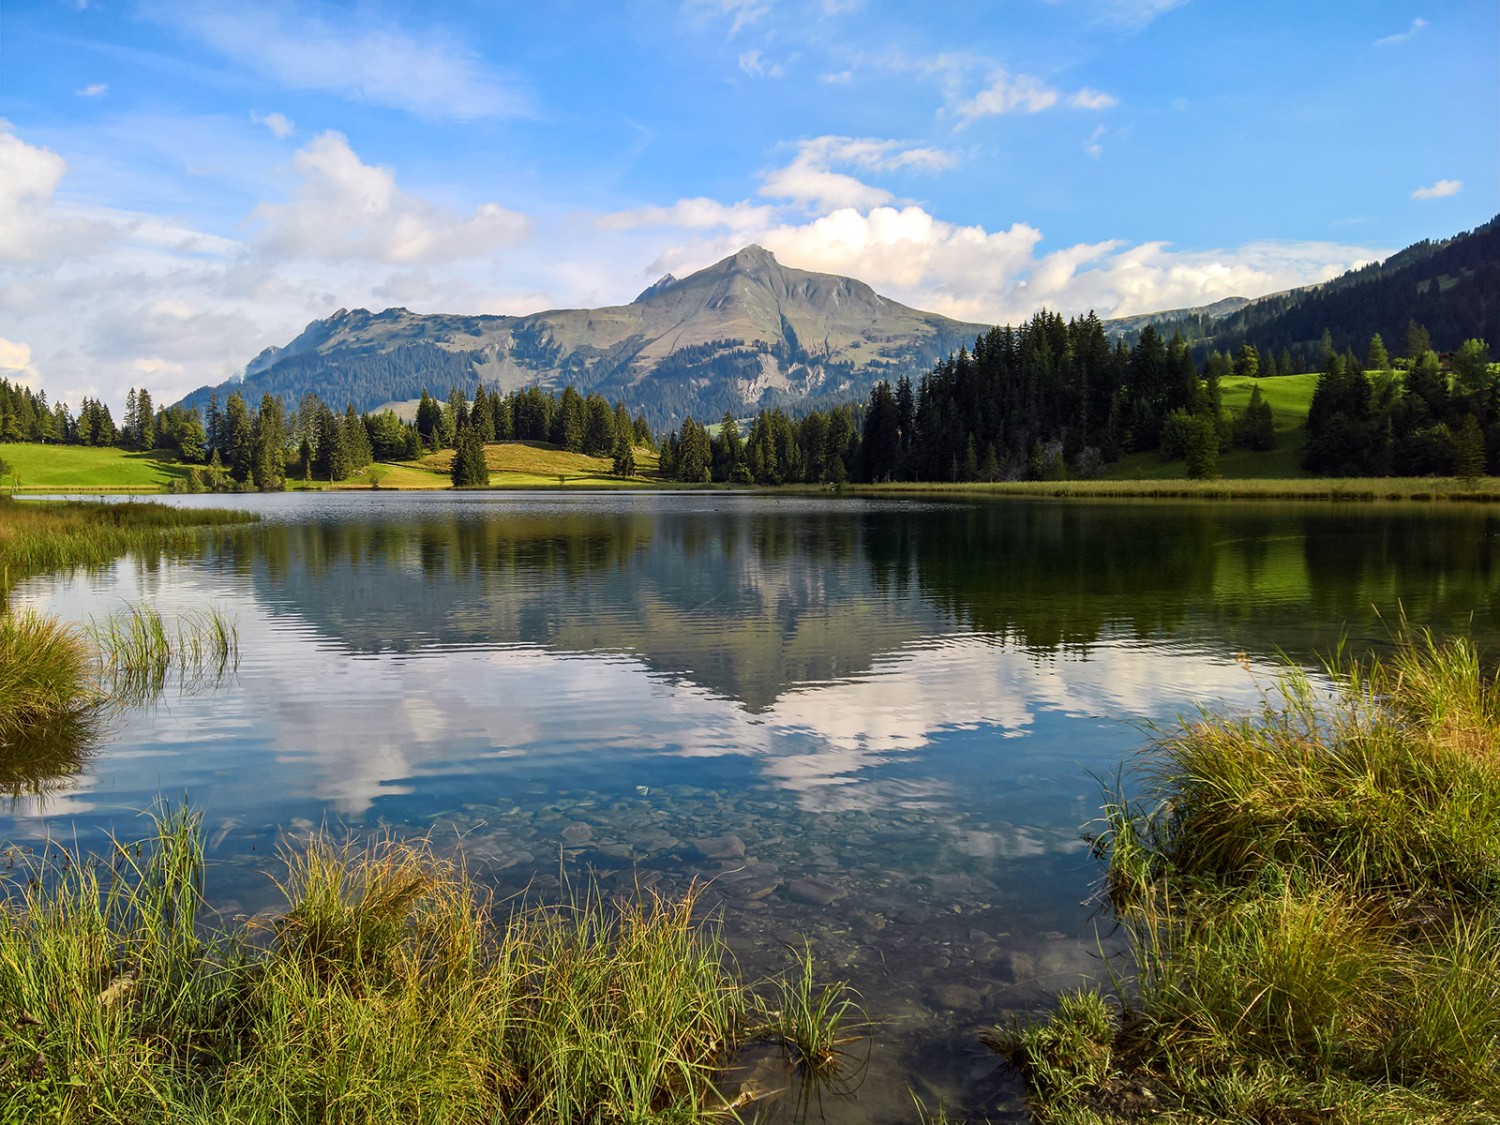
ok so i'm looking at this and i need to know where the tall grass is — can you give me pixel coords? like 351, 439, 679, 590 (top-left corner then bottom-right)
999, 632, 1500, 1124
0, 496, 255, 597
0, 610, 95, 740
0, 811, 856, 1123
90, 606, 239, 701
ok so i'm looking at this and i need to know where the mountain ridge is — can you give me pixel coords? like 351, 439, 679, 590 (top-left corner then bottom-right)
180, 245, 989, 430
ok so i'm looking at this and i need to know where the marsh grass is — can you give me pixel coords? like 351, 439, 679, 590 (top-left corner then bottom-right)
0, 611, 95, 740
89, 606, 239, 701
0, 497, 255, 595
0, 811, 853, 1124
1000, 632, 1500, 1124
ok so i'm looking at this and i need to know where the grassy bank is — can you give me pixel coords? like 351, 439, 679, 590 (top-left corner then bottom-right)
0, 811, 854, 1123
999, 633, 1500, 1123
848, 476, 1500, 501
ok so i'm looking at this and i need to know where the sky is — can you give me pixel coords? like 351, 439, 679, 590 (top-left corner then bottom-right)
1, 0, 1495, 411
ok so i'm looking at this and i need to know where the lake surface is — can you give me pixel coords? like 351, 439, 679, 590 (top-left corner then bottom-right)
9, 491, 1500, 1121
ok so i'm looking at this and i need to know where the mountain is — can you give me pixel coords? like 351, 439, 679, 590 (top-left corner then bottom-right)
1109, 216, 1500, 365
180, 245, 989, 430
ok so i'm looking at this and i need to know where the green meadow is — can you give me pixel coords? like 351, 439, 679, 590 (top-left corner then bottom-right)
0, 444, 191, 492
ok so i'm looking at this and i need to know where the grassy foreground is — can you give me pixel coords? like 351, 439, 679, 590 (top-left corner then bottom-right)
0, 811, 853, 1123
998, 633, 1500, 1123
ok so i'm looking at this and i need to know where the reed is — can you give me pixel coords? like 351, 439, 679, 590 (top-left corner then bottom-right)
0, 610, 96, 739
0, 497, 256, 595
999, 632, 1500, 1124
89, 606, 239, 701
0, 811, 853, 1123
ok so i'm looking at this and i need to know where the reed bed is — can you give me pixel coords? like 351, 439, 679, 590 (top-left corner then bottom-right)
0, 810, 858, 1124
89, 606, 239, 701
0, 497, 256, 594
997, 633, 1500, 1123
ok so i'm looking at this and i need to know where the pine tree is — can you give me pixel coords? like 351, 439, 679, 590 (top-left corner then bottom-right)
450, 423, 490, 487
611, 428, 636, 477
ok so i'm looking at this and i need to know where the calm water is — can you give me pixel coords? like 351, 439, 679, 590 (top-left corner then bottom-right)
9, 492, 1500, 1121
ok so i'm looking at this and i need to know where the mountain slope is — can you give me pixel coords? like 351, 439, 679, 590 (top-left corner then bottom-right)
181, 246, 988, 430
1109, 217, 1499, 362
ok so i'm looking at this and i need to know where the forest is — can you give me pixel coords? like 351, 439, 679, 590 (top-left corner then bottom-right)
0, 315, 1491, 488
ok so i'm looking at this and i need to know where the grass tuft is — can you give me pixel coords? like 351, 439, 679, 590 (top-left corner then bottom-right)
998, 631, 1500, 1124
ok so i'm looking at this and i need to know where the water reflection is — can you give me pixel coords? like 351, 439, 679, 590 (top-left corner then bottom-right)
8, 493, 1500, 1123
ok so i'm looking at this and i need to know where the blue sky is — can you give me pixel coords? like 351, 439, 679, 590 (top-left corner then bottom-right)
1, 0, 1495, 410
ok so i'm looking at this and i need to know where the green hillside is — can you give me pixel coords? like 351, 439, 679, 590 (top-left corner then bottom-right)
1106, 373, 1316, 480
0, 444, 190, 492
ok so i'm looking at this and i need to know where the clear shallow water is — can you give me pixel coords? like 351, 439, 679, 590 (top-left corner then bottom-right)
9, 492, 1500, 1121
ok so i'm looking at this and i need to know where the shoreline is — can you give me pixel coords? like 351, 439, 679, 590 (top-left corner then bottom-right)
18, 475, 1500, 503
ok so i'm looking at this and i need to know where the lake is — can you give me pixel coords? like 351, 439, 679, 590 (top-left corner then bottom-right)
8, 491, 1500, 1121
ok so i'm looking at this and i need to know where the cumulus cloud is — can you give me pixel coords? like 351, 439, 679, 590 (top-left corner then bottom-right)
1412, 178, 1461, 200
142, 0, 529, 120
631, 191, 1377, 326
76, 83, 108, 98
252, 131, 530, 265
251, 110, 295, 139
0, 124, 114, 263
1376, 17, 1428, 47
0, 338, 41, 388
758, 135, 956, 211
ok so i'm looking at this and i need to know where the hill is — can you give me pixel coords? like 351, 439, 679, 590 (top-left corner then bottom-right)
180, 246, 987, 432
1122, 217, 1500, 365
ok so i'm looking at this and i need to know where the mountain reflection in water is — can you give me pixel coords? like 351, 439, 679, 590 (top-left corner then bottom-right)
8, 492, 1500, 1123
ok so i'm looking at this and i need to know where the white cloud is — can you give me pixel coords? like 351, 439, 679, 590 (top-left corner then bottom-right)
0, 124, 114, 263
1412, 178, 1461, 200
251, 110, 295, 139
1084, 0, 1190, 28
953, 69, 1118, 124
597, 197, 779, 232
76, 83, 109, 98
758, 135, 956, 211
252, 131, 530, 265
1084, 124, 1107, 157
1069, 88, 1118, 110
0, 338, 42, 388
819, 70, 854, 84
633, 193, 1378, 327
738, 49, 787, 78
143, 0, 529, 120
956, 69, 1059, 118
687, 0, 773, 35
1376, 17, 1429, 47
